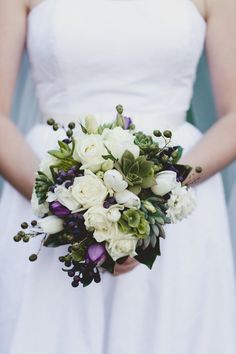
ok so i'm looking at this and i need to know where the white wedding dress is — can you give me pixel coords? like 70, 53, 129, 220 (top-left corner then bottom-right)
0, 0, 236, 353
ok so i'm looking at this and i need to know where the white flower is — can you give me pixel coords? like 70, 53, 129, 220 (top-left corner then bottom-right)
151, 171, 178, 196
102, 127, 139, 160
115, 190, 141, 209
71, 170, 108, 209
103, 170, 128, 193
74, 134, 107, 172
38, 215, 64, 234
31, 189, 49, 217
84, 205, 123, 242
84, 114, 99, 134
166, 184, 196, 223
46, 185, 80, 211
105, 225, 138, 261
39, 154, 58, 180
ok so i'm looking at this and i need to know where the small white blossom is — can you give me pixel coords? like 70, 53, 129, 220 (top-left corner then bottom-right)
166, 184, 196, 223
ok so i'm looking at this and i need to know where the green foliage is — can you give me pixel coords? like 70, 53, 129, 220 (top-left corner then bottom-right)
134, 131, 160, 156
35, 171, 53, 204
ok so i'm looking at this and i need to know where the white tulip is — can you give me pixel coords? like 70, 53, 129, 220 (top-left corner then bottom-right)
115, 190, 141, 209
38, 215, 64, 234
103, 170, 128, 193
151, 171, 178, 196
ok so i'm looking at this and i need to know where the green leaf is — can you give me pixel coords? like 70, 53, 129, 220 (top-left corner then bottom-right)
128, 161, 139, 174
48, 149, 65, 159
141, 176, 156, 188
135, 237, 161, 269
128, 185, 142, 195
80, 123, 88, 134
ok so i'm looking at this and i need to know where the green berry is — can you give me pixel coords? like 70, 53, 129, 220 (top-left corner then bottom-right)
31, 220, 37, 227
72, 242, 80, 251
66, 129, 73, 138
153, 130, 162, 137
129, 124, 135, 130
47, 118, 55, 126
163, 130, 172, 139
29, 254, 38, 262
23, 236, 30, 243
68, 122, 76, 129
21, 222, 28, 229
13, 235, 22, 242
53, 124, 59, 131
59, 256, 65, 263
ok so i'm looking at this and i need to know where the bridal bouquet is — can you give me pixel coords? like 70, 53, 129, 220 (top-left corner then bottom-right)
14, 105, 199, 288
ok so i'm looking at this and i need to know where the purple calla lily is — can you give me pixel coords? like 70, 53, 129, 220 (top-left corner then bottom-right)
87, 243, 106, 264
49, 201, 70, 218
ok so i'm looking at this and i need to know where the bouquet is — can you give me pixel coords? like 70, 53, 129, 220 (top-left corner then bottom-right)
14, 105, 200, 288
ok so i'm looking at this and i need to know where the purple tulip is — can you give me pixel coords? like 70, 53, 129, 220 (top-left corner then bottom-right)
49, 201, 70, 218
123, 116, 133, 129
87, 244, 106, 264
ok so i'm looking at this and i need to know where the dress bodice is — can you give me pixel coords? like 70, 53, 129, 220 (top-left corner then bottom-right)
26, 0, 206, 125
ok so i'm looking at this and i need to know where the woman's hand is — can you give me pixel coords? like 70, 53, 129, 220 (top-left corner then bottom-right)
113, 257, 140, 276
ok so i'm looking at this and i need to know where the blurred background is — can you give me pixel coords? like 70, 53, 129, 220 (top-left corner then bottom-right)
0, 51, 236, 273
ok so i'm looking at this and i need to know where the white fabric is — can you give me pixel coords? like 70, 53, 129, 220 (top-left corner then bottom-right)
0, 0, 236, 353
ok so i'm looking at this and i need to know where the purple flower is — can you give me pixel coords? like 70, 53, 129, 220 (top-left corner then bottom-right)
49, 201, 70, 218
87, 244, 106, 264
123, 116, 133, 129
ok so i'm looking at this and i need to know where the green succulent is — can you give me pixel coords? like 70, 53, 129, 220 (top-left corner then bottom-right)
118, 209, 150, 239
35, 171, 53, 204
116, 150, 156, 194
134, 131, 160, 156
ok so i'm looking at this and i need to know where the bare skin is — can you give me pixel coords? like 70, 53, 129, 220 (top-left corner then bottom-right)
0, 0, 236, 275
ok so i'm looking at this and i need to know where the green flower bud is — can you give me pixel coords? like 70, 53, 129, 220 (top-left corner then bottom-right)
96, 170, 104, 179
129, 124, 136, 130
84, 114, 98, 134
101, 159, 114, 172
116, 104, 123, 114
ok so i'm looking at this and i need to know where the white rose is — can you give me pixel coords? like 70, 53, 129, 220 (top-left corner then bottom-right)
105, 226, 138, 261
74, 134, 107, 172
84, 205, 123, 242
38, 215, 64, 234
166, 184, 196, 223
102, 127, 139, 160
31, 189, 49, 217
151, 171, 178, 196
115, 190, 141, 209
103, 170, 128, 193
71, 170, 108, 209
39, 154, 58, 180
46, 185, 80, 211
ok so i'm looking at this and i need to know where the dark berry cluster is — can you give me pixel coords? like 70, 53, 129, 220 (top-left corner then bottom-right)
55, 166, 83, 187
60, 258, 101, 287
63, 213, 86, 238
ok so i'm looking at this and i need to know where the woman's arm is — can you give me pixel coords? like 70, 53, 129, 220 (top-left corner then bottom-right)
181, 0, 236, 184
0, 0, 40, 200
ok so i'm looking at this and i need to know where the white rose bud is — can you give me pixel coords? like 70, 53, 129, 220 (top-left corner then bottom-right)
151, 171, 178, 196
38, 215, 64, 234
103, 170, 128, 193
114, 190, 141, 209
84, 114, 98, 134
